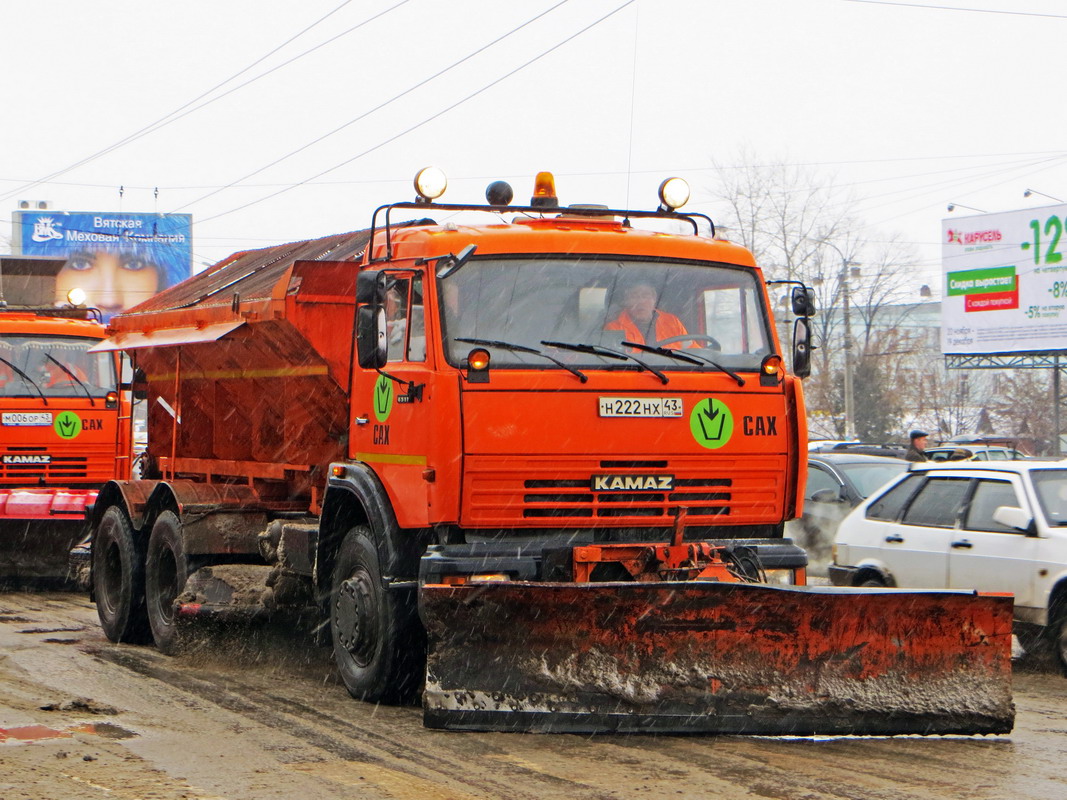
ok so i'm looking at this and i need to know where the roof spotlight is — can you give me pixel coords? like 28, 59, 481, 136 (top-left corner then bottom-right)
414, 167, 447, 203
66, 287, 87, 307
658, 177, 690, 211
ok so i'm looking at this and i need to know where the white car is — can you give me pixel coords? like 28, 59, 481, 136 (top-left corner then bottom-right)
830, 461, 1067, 670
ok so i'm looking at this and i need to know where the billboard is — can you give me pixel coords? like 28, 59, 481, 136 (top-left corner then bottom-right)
12, 211, 192, 320
942, 204, 1067, 355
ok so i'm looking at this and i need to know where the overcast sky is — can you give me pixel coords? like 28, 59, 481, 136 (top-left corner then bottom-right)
2, 0, 1065, 295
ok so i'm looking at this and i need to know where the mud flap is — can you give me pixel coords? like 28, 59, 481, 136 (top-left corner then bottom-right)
419, 582, 1014, 735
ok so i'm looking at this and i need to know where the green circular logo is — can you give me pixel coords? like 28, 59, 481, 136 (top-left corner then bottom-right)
54, 410, 83, 439
690, 398, 733, 449
373, 374, 394, 422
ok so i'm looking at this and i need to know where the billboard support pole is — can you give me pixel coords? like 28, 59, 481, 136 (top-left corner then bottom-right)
1049, 360, 1058, 460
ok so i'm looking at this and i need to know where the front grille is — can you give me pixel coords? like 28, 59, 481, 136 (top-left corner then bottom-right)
0, 446, 112, 484
464, 455, 786, 528
521, 477, 730, 519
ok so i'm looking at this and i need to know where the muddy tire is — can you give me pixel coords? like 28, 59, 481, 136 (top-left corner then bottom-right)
145, 511, 191, 655
330, 526, 422, 703
859, 578, 886, 587
92, 506, 151, 644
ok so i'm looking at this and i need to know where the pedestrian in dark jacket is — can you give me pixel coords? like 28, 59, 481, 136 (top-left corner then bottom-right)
906, 430, 929, 462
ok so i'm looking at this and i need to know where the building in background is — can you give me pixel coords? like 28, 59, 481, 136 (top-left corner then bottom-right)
11, 211, 192, 320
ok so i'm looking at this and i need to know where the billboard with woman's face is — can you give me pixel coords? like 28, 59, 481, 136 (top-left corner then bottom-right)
12, 211, 192, 320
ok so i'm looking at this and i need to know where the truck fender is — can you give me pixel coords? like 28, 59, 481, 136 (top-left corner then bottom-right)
319, 463, 430, 598
88, 480, 157, 536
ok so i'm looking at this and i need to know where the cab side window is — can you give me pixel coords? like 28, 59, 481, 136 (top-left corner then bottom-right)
383, 275, 426, 363
964, 480, 1022, 533
385, 277, 410, 363
407, 276, 425, 362
901, 477, 970, 528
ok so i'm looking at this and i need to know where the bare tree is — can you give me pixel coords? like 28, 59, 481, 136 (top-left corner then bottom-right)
708, 152, 921, 438
989, 371, 1057, 454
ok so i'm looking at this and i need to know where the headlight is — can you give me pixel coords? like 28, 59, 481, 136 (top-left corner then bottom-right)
763, 568, 795, 586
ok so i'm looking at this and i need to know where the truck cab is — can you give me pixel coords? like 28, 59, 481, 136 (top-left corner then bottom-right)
0, 308, 131, 580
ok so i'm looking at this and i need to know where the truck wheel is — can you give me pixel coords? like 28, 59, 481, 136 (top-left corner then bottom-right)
93, 506, 150, 644
145, 511, 191, 655
330, 526, 422, 703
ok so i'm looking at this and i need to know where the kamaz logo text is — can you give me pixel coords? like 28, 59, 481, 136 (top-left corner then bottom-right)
2, 454, 51, 465
591, 474, 674, 491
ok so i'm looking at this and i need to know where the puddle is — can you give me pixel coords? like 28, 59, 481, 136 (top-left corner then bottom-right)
71, 722, 138, 740
18, 626, 86, 635
0, 614, 31, 623
1, 722, 137, 745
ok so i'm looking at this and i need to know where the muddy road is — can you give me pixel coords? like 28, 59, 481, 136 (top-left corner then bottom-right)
1, 592, 1065, 800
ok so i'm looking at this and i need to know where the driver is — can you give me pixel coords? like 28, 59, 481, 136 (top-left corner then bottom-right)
605, 281, 689, 349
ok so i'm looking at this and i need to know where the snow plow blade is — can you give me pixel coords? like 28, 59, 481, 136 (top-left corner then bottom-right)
420, 582, 1014, 735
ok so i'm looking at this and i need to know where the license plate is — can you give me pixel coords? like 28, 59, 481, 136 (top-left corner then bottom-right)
598, 397, 683, 418
2, 412, 53, 426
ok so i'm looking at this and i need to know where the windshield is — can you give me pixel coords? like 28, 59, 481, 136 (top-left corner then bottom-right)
0, 335, 116, 399
840, 461, 909, 498
1030, 469, 1067, 526
440, 257, 773, 371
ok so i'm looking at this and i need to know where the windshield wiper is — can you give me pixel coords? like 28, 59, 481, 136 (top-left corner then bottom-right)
621, 341, 745, 386
542, 340, 669, 385
0, 354, 48, 406
455, 337, 588, 383
45, 353, 96, 406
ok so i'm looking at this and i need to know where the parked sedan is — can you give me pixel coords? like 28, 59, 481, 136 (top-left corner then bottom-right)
788, 453, 908, 573
830, 461, 1067, 670
924, 445, 1023, 462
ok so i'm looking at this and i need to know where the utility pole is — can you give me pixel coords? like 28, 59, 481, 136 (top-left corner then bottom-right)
821, 240, 860, 441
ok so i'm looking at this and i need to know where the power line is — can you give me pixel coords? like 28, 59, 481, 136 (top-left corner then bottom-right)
5, 148, 1067, 192
170, 0, 575, 213
844, 0, 1067, 20
191, 0, 638, 226
0, 0, 406, 205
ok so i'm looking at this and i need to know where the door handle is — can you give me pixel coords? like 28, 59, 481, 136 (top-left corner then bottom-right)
885, 534, 904, 543
951, 540, 973, 549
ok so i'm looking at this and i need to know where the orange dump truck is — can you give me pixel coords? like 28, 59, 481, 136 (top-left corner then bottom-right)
83, 172, 1013, 735
0, 257, 132, 581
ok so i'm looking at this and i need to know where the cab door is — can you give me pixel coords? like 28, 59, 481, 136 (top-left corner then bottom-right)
350, 271, 434, 529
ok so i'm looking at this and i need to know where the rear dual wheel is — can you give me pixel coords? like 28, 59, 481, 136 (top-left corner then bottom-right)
145, 511, 192, 655
93, 506, 151, 644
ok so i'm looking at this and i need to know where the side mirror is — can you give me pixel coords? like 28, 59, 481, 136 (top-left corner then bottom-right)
791, 286, 816, 317
129, 367, 148, 401
792, 317, 812, 378
992, 505, 1033, 533
356, 306, 388, 369
811, 488, 845, 504
356, 270, 383, 304
356, 271, 389, 369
